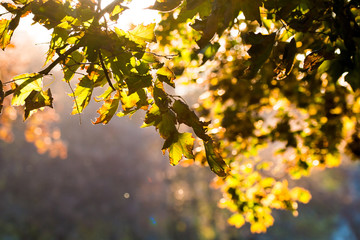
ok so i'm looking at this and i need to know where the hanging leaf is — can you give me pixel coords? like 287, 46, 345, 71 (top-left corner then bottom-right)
63, 51, 84, 82
274, 38, 297, 78
153, 81, 169, 111
70, 76, 94, 114
163, 132, 195, 165
172, 100, 211, 141
201, 42, 220, 63
119, 90, 140, 112
0, 19, 12, 50
243, 32, 276, 78
142, 104, 162, 127
93, 92, 120, 124
303, 51, 325, 72
11, 74, 43, 106
239, 0, 262, 24
125, 74, 152, 95
157, 66, 176, 87
204, 140, 228, 177
157, 111, 177, 139
24, 89, 53, 120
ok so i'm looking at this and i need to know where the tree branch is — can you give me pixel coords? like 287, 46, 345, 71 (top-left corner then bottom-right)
39, 44, 82, 76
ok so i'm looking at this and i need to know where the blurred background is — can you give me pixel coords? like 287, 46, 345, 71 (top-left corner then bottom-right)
0, 8, 360, 240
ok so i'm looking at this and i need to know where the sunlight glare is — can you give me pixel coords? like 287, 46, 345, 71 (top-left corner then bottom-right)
10, 0, 159, 44
102, 0, 159, 30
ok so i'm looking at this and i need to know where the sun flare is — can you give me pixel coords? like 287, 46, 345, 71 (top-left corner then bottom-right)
13, 0, 159, 44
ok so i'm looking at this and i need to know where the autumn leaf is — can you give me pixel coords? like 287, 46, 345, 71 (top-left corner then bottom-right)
11, 73, 43, 106
127, 23, 156, 47
93, 92, 120, 124
157, 111, 177, 139
70, 76, 94, 114
204, 140, 228, 177
157, 66, 175, 87
24, 89, 53, 120
0, 19, 12, 50
163, 132, 195, 166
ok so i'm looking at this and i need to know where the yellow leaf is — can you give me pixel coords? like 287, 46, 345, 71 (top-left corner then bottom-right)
127, 23, 156, 46
11, 74, 43, 106
228, 213, 245, 228
290, 187, 312, 204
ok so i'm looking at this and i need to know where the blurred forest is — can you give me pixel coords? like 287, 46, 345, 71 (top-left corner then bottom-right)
0, 26, 360, 240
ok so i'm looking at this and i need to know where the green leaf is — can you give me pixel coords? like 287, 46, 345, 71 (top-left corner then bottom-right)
202, 42, 220, 63
153, 81, 169, 111
243, 32, 276, 78
110, 4, 127, 21
142, 104, 162, 127
172, 100, 211, 141
157, 111, 177, 139
240, 0, 262, 24
93, 92, 120, 124
11, 74, 43, 106
157, 66, 176, 87
204, 140, 228, 177
71, 76, 94, 114
163, 132, 195, 166
141, 52, 157, 63
63, 51, 84, 82
125, 74, 152, 95
0, 19, 12, 50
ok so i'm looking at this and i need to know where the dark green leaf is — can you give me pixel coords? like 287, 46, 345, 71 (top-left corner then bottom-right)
204, 140, 228, 177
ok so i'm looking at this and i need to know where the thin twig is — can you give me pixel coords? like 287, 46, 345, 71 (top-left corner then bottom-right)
39, 44, 82, 76
145, 51, 179, 59
66, 80, 82, 125
98, 50, 116, 91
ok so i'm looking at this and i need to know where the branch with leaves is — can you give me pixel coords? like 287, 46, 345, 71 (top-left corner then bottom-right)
1, 0, 360, 234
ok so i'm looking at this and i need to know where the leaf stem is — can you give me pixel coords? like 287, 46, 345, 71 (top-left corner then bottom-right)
98, 50, 116, 91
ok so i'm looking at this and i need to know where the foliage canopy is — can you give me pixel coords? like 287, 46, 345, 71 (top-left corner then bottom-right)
1, 0, 360, 233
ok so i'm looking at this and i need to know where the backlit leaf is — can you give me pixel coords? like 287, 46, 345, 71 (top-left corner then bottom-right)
93, 92, 120, 124
0, 19, 11, 50
172, 100, 210, 141
157, 111, 177, 139
157, 66, 175, 87
163, 132, 195, 166
204, 140, 228, 177
127, 23, 156, 47
63, 51, 84, 82
11, 74, 43, 106
71, 76, 94, 114
125, 74, 152, 95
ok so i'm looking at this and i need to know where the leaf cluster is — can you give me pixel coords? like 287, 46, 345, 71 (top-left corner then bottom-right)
1, 0, 360, 234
